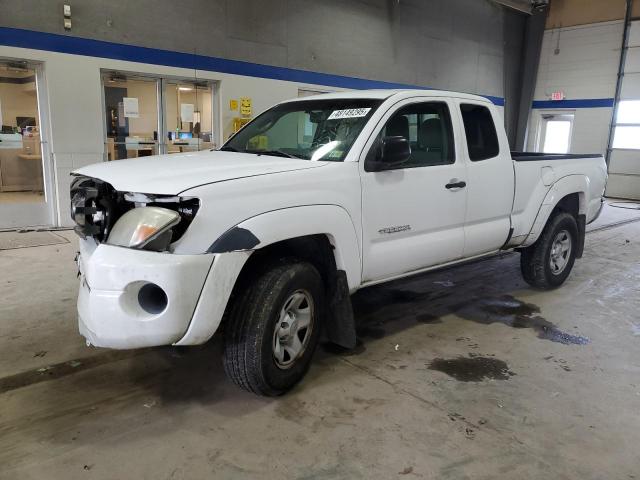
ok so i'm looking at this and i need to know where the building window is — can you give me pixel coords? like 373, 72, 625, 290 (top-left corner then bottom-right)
612, 100, 640, 150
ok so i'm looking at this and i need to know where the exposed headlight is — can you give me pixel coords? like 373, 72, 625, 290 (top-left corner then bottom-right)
106, 207, 180, 250
70, 175, 116, 241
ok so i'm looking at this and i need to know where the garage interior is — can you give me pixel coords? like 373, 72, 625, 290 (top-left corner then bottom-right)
1, 1, 640, 478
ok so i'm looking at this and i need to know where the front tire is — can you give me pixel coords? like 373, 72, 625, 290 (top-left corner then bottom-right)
223, 261, 324, 396
520, 212, 578, 290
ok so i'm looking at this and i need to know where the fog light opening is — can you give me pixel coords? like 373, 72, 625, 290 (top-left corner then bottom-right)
138, 283, 168, 315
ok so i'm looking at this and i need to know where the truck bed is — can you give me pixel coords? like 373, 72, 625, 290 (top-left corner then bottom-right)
509, 151, 607, 246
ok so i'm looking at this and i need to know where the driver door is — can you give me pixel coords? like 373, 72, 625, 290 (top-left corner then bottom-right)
360, 99, 468, 283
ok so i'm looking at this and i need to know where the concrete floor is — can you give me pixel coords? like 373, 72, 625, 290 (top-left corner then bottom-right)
1, 203, 639, 479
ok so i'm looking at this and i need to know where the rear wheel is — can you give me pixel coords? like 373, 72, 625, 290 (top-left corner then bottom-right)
223, 261, 324, 396
520, 212, 578, 290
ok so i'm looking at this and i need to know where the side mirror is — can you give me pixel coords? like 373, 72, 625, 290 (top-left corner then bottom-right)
366, 136, 411, 172
381, 136, 411, 165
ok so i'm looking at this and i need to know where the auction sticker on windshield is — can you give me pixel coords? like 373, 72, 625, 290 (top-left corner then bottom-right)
327, 108, 371, 120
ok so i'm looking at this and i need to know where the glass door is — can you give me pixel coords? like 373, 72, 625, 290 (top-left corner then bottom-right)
102, 72, 160, 160
161, 80, 216, 154
0, 59, 52, 228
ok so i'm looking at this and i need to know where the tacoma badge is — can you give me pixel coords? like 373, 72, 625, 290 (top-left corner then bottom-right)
378, 225, 411, 235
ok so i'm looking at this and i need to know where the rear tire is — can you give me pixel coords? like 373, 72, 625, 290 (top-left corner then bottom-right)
520, 212, 578, 290
223, 261, 324, 396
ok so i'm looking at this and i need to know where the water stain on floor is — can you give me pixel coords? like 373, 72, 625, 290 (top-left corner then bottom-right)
415, 313, 441, 324
428, 355, 515, 382
0, 350, 146, 394
453, 295, 589, 345
389, 289, 427, 303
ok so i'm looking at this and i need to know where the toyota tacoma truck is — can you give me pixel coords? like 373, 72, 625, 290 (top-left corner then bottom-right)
71, 89, 607, 396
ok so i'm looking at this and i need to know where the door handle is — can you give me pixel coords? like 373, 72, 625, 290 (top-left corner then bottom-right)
445, 180, 466, 190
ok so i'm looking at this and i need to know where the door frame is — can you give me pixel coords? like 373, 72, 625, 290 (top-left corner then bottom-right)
535, 110, 575, 153
0, 57, 55, 229
100, 70, 220, 161
451, 98, 514, 257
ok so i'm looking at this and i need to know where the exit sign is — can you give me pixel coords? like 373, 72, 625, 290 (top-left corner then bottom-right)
551, 91, 565, 101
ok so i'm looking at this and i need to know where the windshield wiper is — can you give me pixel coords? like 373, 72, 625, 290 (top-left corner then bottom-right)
247, 149, 304, 159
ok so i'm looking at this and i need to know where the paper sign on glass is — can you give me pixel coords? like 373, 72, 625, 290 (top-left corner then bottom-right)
122, 97, 139, 118
181, 103, 195, 123
240, 97, 252, 116
327, 108, 371, 120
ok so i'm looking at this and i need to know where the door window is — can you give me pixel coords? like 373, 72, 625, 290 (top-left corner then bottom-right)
0, 62, 44, 206
542, 120, 571, 153
163, 81, 215, 153
103, 74, 159, 160
460, 104, 500, 161
0, 59, 55, 228
538, 113, 574, 154
367, 102, 455, 169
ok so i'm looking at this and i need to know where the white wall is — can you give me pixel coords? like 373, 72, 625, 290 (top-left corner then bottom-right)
527, 21, 623, 154
0, 45, 347, 227
528, 19, 640, 200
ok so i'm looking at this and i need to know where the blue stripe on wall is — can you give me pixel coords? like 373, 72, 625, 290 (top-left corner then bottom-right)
0, 26, 505, 106
532, 98, 614, 109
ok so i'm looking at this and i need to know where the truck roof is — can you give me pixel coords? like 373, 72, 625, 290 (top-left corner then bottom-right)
281, 89, 493, 104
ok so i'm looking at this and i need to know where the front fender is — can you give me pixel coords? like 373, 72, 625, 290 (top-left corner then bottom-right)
521, 175, 588, 247
210, 205, 362, 291
175, 205, 361, 346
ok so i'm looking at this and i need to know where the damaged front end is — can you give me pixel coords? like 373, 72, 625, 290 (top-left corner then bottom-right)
70, 175, 199, 252
70, 175, 221, 349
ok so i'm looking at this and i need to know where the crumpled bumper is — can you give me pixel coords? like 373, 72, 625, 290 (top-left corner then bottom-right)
77, 239, 214, 349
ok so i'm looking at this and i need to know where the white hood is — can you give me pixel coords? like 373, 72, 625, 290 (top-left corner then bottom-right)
74, 150, 328, 195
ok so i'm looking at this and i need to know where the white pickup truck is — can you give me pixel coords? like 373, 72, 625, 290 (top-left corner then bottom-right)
71, 89, 606, 395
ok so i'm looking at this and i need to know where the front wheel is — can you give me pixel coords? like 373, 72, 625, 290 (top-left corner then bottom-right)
223, 261, 324, 396
520, 212, 578, 290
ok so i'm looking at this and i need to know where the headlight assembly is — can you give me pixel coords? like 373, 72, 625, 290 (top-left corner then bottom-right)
106, 207, 180, 251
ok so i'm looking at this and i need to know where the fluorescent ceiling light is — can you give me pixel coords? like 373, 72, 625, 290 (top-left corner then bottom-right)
179, 87, 193, 91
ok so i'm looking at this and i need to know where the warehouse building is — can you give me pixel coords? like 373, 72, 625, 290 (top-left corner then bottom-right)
1, 1, 639, 478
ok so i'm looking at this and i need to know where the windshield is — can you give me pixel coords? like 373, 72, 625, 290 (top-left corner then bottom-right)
222, 98, 383, 161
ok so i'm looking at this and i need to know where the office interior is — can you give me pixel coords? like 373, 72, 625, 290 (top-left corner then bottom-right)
0, 61, 43, 205
103, 73, 214, 161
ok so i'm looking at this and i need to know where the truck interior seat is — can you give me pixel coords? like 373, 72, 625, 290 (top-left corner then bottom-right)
418, 118, 446, 163
385, 115, 409, 140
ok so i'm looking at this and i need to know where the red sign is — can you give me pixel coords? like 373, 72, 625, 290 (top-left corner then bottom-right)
551, 91, 565, 101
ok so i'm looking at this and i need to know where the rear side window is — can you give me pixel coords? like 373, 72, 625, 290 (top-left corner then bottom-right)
460, 104, 500, 161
